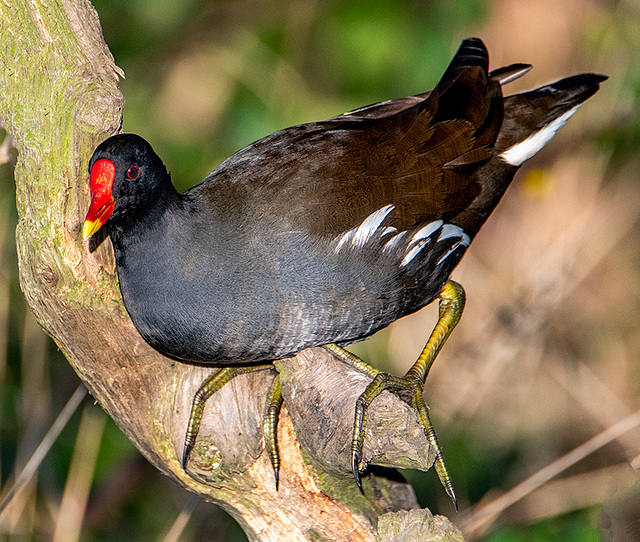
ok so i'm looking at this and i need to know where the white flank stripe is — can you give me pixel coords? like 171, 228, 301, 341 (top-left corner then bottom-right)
401, 225, 470, 268
383, 230, 408, 251
436, 233, 471, 266
401, 241, 427, 267
439, 223, 466, 241
409, 220, 443, 247
335, 204, 395, 252
334, 230, 354, 252
380, 226, 398, 237
399, 220, 444, 266
499, 104, 583, 166
352, 204, 395, 247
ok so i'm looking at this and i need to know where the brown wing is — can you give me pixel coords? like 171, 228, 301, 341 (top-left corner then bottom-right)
195, 38, 503, 237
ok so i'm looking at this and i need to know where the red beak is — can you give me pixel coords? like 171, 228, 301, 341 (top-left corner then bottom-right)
83, 159, 116, 239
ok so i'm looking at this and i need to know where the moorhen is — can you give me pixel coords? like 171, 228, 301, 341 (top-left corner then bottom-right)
83, 37, 605, 506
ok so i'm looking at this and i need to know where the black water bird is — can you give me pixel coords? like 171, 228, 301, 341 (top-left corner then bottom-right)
84, 38, 605, 506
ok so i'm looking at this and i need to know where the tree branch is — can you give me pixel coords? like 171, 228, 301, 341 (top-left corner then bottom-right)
0, 1, 466, 540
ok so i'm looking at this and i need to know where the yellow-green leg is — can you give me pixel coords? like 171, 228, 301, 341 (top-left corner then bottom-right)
263, 374, 283, 489
182, 365, 280, 480
326, 280, 465, 509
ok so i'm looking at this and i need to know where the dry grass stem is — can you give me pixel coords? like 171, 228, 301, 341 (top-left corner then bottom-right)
159, 494, 199, 542
52, 405, 106, 542
460, 409, 640, 538
0, 385, 87, 525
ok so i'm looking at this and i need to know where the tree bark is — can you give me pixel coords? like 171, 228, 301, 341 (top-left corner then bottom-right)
0, 1, 466, 540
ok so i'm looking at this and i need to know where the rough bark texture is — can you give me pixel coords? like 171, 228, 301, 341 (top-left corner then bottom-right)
0, 1, 466, 540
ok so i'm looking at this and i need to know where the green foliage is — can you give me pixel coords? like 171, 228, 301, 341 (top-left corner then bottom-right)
484, 511, 601, 542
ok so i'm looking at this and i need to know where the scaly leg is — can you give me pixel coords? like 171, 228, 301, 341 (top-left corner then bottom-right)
182, 365, 281, 486
326, 280, 465, 509
263, 374, 284, 489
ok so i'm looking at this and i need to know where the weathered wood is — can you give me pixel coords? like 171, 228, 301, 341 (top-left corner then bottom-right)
0, 1, 466, 540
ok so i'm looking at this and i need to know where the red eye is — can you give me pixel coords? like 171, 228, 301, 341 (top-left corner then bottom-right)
126, 165, 139, 179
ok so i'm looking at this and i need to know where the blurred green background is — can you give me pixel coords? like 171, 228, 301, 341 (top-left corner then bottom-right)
1, 0, 639, 540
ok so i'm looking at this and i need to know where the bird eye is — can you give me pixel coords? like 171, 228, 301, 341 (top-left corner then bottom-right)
126, 165, 139, 179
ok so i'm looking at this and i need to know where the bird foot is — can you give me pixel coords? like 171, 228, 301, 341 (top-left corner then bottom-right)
351, 370, 457, 509
325, 280, 465, 509
182, 364, 282, 490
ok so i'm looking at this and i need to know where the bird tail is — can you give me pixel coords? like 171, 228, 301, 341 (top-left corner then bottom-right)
496, 72, 607, 166
436, 37, 489, 94
437, 37, 606, 167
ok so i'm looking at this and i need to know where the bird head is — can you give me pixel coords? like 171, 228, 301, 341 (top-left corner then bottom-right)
83, 134, 170, 238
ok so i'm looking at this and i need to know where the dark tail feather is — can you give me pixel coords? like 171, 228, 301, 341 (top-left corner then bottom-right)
519, 73, 607, 121
496, 72, 607, 165
542, 73, 608, 114
437, 37, 489, 95
432, 38, 504, 130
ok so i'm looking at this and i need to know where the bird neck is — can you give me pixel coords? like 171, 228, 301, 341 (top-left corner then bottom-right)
109, 181, 182, 250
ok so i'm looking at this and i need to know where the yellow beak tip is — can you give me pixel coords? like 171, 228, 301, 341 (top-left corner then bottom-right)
82, 220, 100, 240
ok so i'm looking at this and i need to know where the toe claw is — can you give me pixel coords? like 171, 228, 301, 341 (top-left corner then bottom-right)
450, 491, 459, 512
352, 452, 363, 493
182, 442, 193, 471
274, 465, 280, 491
332, 282, 465, 503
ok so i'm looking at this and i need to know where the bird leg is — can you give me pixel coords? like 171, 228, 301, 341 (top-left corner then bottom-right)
325, 280, 465, 509
182, 364, 282, 486
263, 374, 284, 489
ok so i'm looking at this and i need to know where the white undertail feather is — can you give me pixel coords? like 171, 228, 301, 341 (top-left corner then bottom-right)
499, 103, 583, 166
490, 64, 533, 85
496, 67, 532, 85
